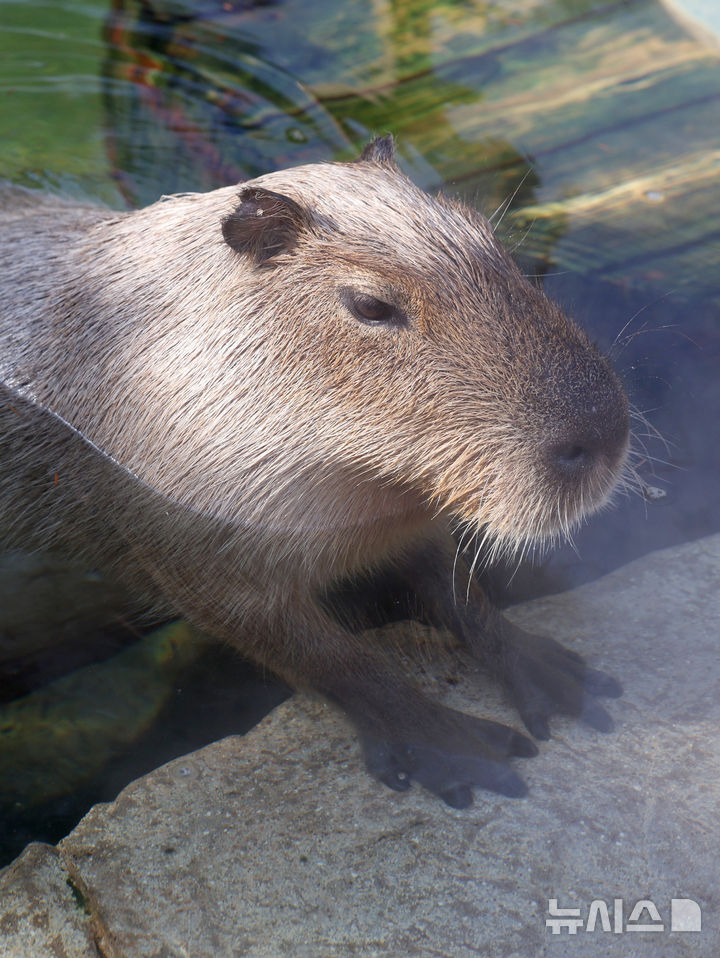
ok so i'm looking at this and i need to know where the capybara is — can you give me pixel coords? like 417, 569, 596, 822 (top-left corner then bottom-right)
0, 137, 629, 807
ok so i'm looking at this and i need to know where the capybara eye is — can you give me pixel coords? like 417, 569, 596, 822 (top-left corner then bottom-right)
340, 288, 406, 327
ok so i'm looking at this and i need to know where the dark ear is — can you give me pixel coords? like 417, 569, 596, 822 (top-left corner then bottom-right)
359, 135, 398, 171
221, 187, 310, 265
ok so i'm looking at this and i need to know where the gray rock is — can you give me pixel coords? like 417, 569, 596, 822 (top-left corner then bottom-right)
1, 534, 718, 957
0, 842, 99, 957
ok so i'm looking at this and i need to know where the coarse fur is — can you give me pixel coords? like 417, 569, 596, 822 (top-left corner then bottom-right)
0, 139, 630, 806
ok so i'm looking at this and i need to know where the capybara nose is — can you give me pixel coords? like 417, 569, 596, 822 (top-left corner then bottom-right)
547, 439, 598, 476
543, 406, 629, 483
537, 348, 630, 484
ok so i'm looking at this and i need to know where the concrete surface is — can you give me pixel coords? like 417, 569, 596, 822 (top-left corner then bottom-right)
1, 534, 719, 957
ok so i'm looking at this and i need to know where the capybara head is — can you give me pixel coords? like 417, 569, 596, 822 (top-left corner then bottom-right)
8, 137, 629, 571
216, 136, 629, 558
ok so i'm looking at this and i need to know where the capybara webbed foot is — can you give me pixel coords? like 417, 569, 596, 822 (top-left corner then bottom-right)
359, 702, 537, 808
487, 621, 622, 740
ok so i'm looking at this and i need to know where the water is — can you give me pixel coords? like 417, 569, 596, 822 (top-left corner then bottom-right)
0, 0, 718, 865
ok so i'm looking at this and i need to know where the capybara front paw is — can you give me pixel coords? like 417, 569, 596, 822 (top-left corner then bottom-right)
496, 628, 622, 740
361, 706, 536, 808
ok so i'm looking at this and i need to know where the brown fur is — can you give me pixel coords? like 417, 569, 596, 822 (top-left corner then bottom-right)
0, 139, 630, 805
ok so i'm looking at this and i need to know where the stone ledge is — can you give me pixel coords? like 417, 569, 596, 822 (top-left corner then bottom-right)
1, 535, 719, 957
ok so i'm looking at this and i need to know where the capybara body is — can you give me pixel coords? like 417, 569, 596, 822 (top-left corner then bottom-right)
0, 139, 629, 805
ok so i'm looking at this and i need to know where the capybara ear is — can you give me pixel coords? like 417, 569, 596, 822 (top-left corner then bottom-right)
221, 187, 310, 265
359, 135, 398, 170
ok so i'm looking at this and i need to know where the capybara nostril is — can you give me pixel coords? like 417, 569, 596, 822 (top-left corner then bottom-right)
547, 440, 596, 475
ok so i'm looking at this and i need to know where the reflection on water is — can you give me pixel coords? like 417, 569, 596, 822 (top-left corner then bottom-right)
0, 0, 719, 862
103, 0, 355, 202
